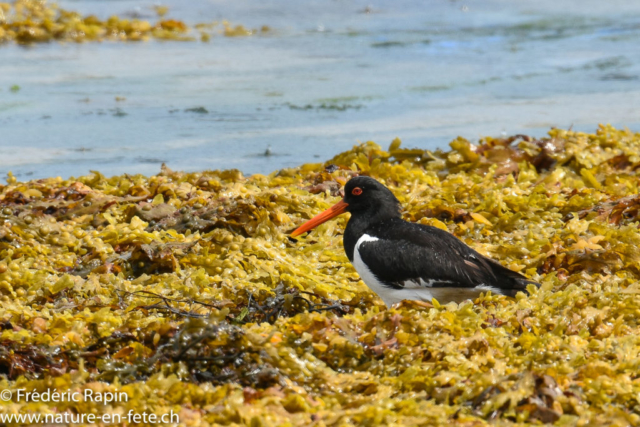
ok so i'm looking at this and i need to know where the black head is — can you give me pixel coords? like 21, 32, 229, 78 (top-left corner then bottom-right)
343, 176, 401, 219
290, 176, 402, 238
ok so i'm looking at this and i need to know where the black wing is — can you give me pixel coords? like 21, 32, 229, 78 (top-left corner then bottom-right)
358, 218, 538, 295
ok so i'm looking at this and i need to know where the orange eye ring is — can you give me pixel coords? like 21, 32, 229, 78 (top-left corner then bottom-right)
352, 187, 363, 196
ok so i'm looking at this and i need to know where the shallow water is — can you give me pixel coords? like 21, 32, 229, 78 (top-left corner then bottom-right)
1, 0, 639, 180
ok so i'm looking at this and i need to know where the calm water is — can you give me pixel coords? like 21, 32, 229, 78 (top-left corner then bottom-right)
1, 0, 639, 180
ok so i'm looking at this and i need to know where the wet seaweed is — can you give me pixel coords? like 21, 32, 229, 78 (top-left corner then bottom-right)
0, 0, 264, 44
2, 125, 640, 425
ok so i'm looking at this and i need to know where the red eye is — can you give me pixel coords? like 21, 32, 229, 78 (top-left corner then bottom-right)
352, 187, 363, 196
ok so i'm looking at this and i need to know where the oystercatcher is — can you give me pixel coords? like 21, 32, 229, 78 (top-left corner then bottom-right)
291, 176, 539, 306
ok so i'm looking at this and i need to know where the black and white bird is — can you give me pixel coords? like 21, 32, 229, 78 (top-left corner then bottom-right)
291, 176, 539, 307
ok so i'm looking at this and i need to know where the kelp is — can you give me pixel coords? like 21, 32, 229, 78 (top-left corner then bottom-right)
2, 125, 640, 426
0, 0, 267, 44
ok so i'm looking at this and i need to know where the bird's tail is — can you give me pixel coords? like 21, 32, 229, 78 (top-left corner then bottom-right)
486, 258, 540, 296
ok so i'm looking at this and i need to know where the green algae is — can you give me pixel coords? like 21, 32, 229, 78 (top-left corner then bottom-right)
1, 125, 640, 425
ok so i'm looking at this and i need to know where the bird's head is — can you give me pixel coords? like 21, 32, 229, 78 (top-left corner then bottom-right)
291, 176, 401, 237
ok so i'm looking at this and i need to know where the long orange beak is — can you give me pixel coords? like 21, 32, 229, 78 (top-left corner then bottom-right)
291, 200, 349, 237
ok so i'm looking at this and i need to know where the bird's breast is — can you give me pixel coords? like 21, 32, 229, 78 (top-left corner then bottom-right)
352, 234, 383, 291
352, 234, 432, 306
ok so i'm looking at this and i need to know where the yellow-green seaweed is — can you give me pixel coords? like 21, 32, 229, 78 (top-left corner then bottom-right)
1, 125, 640, 426
0, 0, 266, 44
